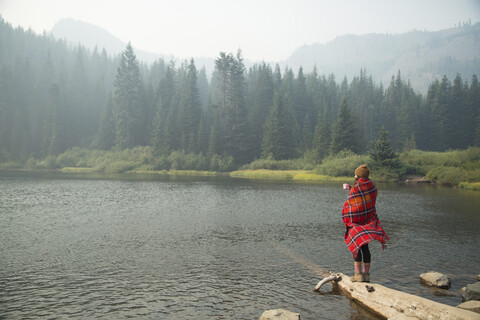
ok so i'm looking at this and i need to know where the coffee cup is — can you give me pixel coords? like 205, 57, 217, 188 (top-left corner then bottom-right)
343, 183, 350, 190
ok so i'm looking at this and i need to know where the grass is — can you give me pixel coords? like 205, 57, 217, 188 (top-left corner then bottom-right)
61, 167, 96, 173
3, 146, 480, 189
292, 172, 350, 182
230, 169, 301, 180
229, 169, 350, 182
163, 170, 218, 176
458, 182, 480, 191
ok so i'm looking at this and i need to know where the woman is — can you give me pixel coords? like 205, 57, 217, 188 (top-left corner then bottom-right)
342, 164, 389, 283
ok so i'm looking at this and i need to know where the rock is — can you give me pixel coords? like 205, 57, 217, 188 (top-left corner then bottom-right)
476, 274, 480, 281
463, 282, 480, 302
457, 301, 480, 314
259, 309, 301, 320
419, 271, 451, 289
429, 287, 458, 297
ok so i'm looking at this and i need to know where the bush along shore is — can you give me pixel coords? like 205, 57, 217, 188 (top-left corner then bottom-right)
1, 146, 480, 190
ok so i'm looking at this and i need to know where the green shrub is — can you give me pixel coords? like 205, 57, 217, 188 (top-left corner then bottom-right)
104, 161, 138, 173
245, 158, 307, 170
210, 154, 235, 172
0, 161, 23, 169
26, 158, 38, 169
400, 147, 480, 171
41, 155, 58, 169
370, 167, 400, 182
463, 169, 480, 182
426, 166, 467, 184
152, 155, 169, 170
315, 150, 370, 177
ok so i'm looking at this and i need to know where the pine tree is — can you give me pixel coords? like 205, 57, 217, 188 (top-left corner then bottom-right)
97, 95, 116, 150
312, 109, 331, 162
47, 83, 68, 155
262, 91, 296, 160
151, 62, 177, 154
475, 115, 480, 146
294, 67, 310, 134
470, 75, 480, 146
430, 76, 450, 151
212, 50, 252, 164
331, 97, 360, 154
370, 126, 399, 169
113, 43, 147, 149
248, 62, 274, 158
450, 73, 468, 149
178, 59, 201, 152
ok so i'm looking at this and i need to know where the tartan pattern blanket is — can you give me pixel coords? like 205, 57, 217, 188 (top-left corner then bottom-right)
342, 178, 389, 258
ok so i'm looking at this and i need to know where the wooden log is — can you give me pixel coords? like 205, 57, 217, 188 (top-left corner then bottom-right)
328, 273, 479, 320
270, 240, 478, 319
313, 273, 340, 291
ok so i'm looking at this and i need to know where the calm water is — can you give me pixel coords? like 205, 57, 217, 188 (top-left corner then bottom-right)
1, 171, 479, 319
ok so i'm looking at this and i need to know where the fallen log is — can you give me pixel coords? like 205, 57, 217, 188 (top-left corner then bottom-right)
313, 273, 341, 291
270, 240, 478, 319
315, 273, 479, 320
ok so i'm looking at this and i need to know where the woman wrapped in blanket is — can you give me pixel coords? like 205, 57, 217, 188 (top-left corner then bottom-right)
342, 164, 389, 283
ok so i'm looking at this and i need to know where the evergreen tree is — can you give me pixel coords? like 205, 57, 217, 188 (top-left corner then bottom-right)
470, 75, 480, 146
47, 83, 67, 155
369, 126, 399, 169
97, 95, 116, 150
212, 50, 252, 164
262, 91, 295, 160
430, 76, 450, 151
475, 115, 480, 146
450, 73, 468, 148
312, 109, 331, 162
331, 97, 360, 154
195, 114, 208, 153
151, 62, 177, 154
178, 59, 201, 152
113, 43, 147, 149
294, 67, 310, 133
40, 52, 56, 157
207, 113, 221, 158
248, 63, 274, 158
0, 66, 12, 160
302, 113, 312, 151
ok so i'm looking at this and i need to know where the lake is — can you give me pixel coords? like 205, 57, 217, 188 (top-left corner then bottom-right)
1, 171, 479, 319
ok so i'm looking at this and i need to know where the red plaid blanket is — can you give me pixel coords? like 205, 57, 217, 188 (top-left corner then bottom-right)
342, 178, 389, 258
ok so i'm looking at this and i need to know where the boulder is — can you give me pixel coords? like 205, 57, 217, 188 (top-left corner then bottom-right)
463, 282, 480, 302
419, 271, 451, 289
457, 301, 480, 314
259, 309, 301, 320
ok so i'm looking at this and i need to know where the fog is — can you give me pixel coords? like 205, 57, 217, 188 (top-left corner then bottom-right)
1, 0, 480, 61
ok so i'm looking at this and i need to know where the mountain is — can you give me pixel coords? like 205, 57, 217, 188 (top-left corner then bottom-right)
50, 18, 217, 73
51, 19, 480, 94
50, 18, 163, 63
283, 23, 480, 93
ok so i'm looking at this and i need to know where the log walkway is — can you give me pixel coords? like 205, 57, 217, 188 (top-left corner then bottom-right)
270, 240, 479, 320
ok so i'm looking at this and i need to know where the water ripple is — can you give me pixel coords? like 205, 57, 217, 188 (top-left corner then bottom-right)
2, 173, 480, 319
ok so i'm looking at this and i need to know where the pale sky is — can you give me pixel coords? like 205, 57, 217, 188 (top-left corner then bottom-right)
1, 0, 480, 62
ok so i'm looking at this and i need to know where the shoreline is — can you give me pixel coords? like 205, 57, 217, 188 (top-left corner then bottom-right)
3, 167, 480, 190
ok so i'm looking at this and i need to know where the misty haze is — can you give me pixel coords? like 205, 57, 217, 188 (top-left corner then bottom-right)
1, 2, 480, 319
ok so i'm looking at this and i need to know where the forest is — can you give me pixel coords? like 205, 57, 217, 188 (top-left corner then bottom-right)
1, 17, 480, 175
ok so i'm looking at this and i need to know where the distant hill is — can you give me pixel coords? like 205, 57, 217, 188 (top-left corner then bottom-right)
51, 19, 480, 94
50, 18, 217, 73
283, 23, 480, 93
50, 18, 163, 63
